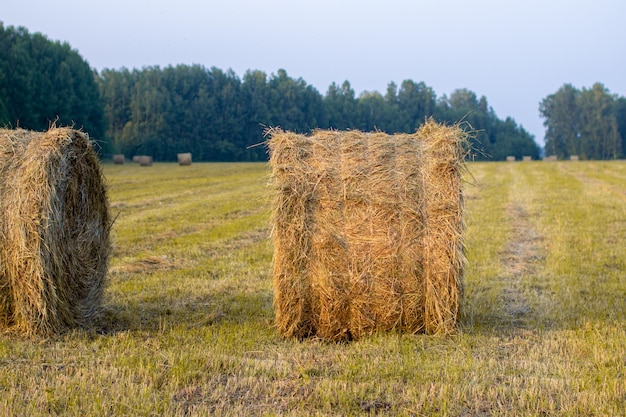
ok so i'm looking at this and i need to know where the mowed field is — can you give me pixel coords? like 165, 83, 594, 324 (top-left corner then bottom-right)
1, 160, 625, 416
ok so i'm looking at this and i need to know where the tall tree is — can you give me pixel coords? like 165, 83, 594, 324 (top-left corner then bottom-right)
356, 90, 386, 131
578, 83, 621, 159
539, 84, 581, 158
395, 80, 436, 132
0, 23, 105, 144
241, 69, 272, 160
616, 97, 626, 158
540, 83, 622, 159
324, 80, 357, 130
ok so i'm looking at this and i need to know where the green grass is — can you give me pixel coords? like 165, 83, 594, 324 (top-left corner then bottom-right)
1, 160, 625, 416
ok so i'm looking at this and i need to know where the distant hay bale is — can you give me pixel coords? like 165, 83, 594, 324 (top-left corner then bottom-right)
268, 119, 467, 340
0, 127, 110, 336
545, 155, 557, 161
177, 152, 192, 166
522, 156, 532, 161
506, 156, 516, 162
570, 155, 579, 161
113, 154, 125, 164
132, 155, 141, 163
138, 155, 153, 166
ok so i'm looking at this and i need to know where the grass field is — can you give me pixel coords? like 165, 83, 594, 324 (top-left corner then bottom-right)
1, 160, 625, 416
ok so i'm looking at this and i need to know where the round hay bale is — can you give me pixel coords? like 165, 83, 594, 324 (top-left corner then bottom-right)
0, 127, 110, 336
113, 154, 125, 164
132, 155, 141, 163
138, 155, 153, 166
177, 152, 192, 166
268, 120, 467, 341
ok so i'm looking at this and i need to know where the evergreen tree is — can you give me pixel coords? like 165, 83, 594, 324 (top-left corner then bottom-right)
324, 81, 357, 130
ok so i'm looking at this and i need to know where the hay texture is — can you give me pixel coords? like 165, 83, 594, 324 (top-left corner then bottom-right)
177, 153, 192, 166
268, 119, 467, 340
0, 127, 110, 336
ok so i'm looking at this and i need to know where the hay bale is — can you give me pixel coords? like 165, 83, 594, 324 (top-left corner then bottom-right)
132, 155, 141, 163
138, 155, 153, 166
570, 155, 579, 161
177, 153, 192, 166
522, 156, 532, 161
268, 120, 467, 340
269, 131, 316, 339
506, 156, 516, 162
0, 127, 110, 336
419, 121, 466, 334
113, 154, 125, 164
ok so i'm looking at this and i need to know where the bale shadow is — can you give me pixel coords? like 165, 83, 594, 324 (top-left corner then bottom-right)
91, 285, 274, 336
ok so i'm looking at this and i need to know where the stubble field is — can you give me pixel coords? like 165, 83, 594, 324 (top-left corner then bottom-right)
1, 160, 625, 416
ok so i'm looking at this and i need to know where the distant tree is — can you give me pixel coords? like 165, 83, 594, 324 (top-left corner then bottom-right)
97, 68, 134, 153
578, 83, 621, 159
268, 69, 324, 132
395, 80, 436, 132
356, 90, 386, 131
241, 69, 272, 160
0, 23, 106, 148
540, 84, 582, 158
323, 80, 357, 130
616, 97, 626, 158
540, 83, 622, 159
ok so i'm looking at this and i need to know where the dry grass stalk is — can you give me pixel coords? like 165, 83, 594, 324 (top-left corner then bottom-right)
113, 154, 125, 164
0, 127, 110, 336
268, 120, 467, 340
177, 153, 192, 166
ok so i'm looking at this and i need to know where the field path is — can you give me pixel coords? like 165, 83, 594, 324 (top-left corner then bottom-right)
500, 202, 542, 326
463, 161, 549, 332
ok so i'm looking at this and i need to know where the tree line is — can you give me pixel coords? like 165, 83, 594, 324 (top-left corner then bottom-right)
3, 23, 623, 161
97, 65, 544, 162
540, 83, 626, 159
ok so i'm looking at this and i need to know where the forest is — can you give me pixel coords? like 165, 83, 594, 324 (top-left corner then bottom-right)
1, 23, 624, 161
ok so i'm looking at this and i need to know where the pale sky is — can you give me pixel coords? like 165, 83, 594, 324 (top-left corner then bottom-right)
3, 0, 626, 146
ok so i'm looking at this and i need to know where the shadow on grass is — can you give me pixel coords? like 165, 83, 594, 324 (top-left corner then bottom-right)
92, 286, 274, 335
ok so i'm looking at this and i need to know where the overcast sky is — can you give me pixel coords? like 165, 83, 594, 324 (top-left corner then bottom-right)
3, 0, 626, 146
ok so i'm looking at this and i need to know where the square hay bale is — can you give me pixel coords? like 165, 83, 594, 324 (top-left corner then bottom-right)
506, 156, 516, 162
0, 127, 110, 336
177, 152, 192, 166
268, 120, 467, 340
113, 154, 125, 164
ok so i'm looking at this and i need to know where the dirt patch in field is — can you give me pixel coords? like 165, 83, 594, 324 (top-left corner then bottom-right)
500, 203, 544, 327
